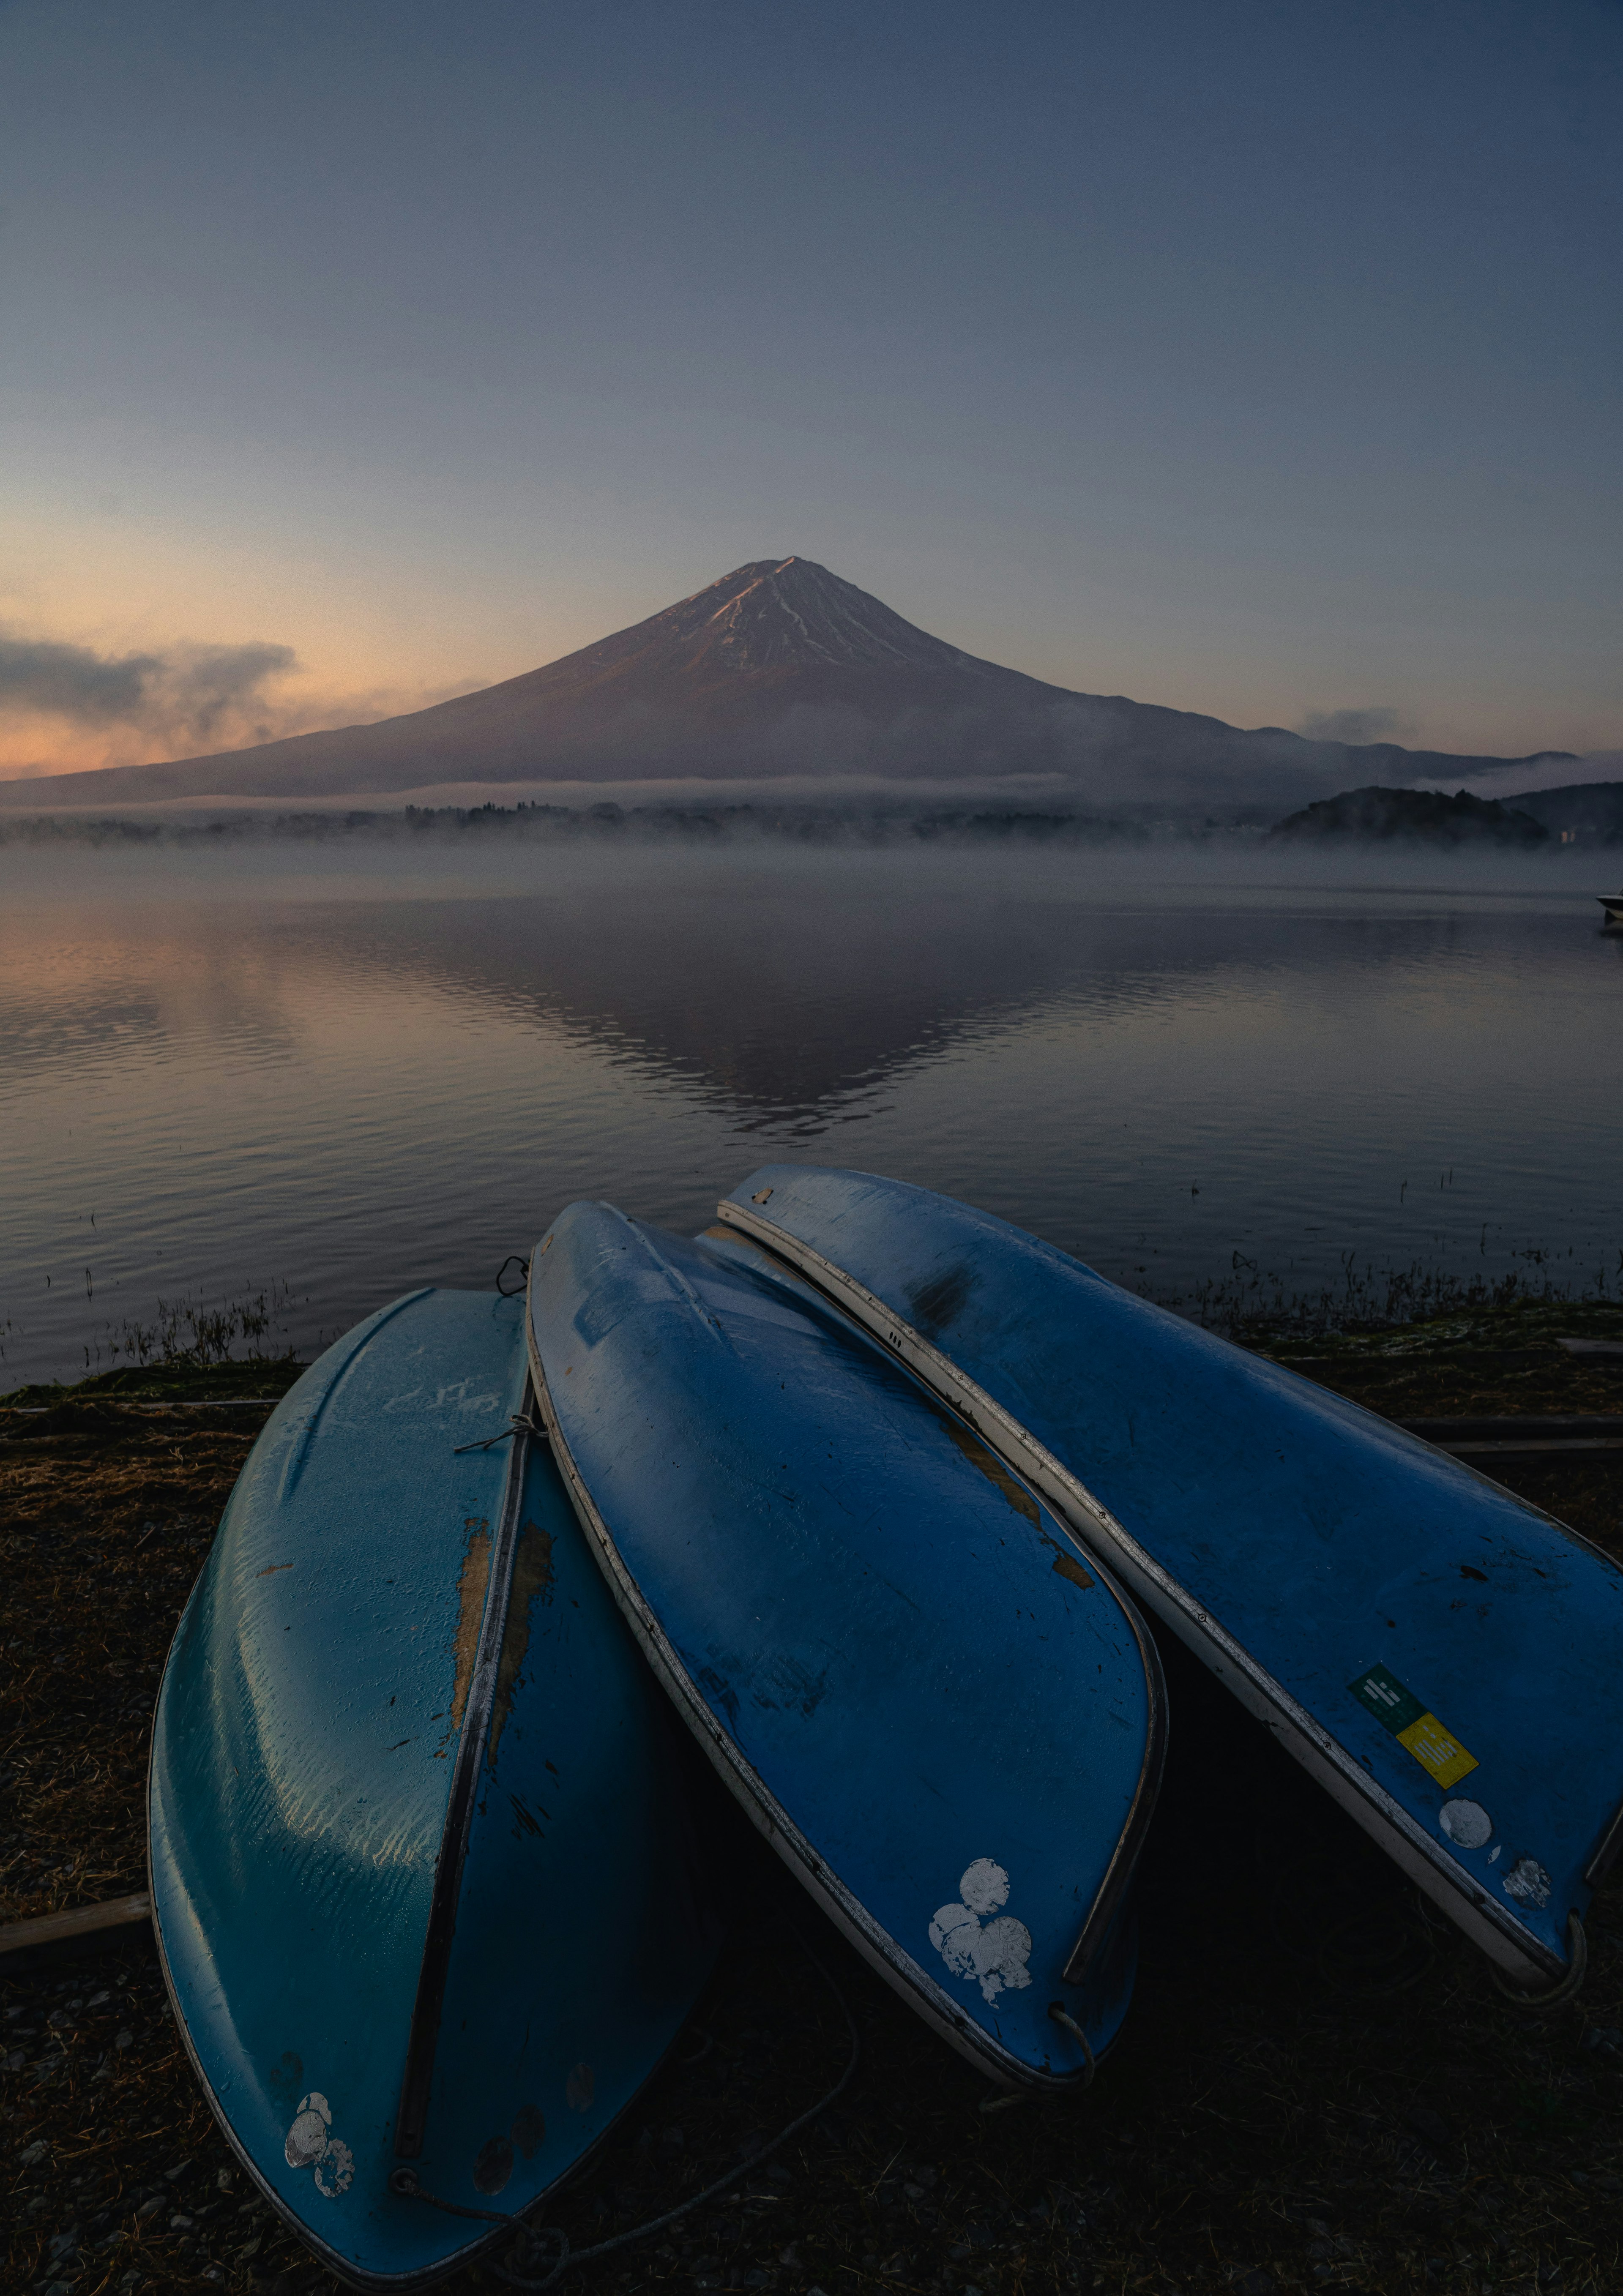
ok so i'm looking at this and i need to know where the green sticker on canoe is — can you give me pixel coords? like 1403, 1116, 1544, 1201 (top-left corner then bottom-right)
1350, 1662, 1426, 1735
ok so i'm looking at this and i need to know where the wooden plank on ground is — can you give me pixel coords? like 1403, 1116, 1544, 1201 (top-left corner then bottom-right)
0, 1892, 152, 1969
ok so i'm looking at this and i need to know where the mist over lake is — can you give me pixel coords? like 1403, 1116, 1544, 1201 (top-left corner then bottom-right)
3, 836, 1620, 1387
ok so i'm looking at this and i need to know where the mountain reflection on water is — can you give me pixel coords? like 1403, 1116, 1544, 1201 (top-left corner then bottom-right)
318, 882, 1128, 1122
2, 847, 1620, 1384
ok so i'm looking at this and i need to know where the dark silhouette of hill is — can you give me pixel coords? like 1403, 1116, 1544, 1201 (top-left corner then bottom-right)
1268, 785, 1548, 847
0, 558, 1576, 810
1506, 781, 1623, 845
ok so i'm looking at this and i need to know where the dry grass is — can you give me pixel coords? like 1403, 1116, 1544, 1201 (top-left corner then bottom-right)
3, 1354, 1621, 2296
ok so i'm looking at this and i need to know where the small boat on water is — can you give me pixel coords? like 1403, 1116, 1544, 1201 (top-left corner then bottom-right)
716, 1167, 1623, 1999
527, 1202, 1166, 2093
1600, 889, 1623, 926
149, 1287, 719, 2289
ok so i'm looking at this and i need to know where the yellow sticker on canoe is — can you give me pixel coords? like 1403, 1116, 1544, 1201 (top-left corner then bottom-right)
1395, 1712, 1479, 1788
1349, 1663, 1479, 1788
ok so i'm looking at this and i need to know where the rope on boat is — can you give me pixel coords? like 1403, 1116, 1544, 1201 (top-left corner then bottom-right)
390, 1925, 860, 2291
1487, 1912, 1588, 2009
978, 2004, 1096, 2111
384, 2176, 511, 2226
453, 1412, 545, 1455
496, 1255, 531, 1297
1046, 2003, 1097, 2086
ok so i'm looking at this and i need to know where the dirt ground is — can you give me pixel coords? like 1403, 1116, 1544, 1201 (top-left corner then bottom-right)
4, 1338, 1621, 2296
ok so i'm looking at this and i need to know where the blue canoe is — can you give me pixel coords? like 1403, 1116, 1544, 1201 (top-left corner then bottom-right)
527, 1203, 1165, 2092
149, 1288, 719, 2289
716, 1167, 1623, 1996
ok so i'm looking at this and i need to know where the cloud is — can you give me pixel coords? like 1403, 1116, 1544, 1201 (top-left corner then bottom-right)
155, 642, 302, 748
1296, 706, 1402, 746
1417, 748, 1620, 800
0, 630, 300, 752
0, 633, 157, 723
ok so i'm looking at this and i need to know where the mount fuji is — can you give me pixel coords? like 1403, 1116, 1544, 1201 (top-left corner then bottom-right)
0, 557, 1570, 810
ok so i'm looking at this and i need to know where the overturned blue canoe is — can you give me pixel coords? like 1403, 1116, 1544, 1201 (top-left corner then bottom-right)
716, 1167, 1623, 1996
149, 1287, 719, 2290
527, 1203, 1165, 2093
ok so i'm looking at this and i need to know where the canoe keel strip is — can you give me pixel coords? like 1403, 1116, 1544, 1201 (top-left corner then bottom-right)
716, 1170, 1623, 1996
148, 1289, 718, 2289
528, 1204, 1166, 2094
394, 1392, 533, 2161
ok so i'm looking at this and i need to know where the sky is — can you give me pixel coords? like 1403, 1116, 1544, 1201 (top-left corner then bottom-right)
1, 0, 1620, 781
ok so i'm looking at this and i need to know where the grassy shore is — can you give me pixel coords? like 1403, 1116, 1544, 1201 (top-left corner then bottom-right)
3, 1323, 1620, 2296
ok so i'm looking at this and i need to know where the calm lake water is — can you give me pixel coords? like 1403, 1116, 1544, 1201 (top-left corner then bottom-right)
3, 839, 1620, 1387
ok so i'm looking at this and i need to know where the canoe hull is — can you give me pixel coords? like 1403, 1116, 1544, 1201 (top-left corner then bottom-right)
717, 1168, 1623, 1994
149, 1288, 719, 2289
528, 1206, 1164, 2092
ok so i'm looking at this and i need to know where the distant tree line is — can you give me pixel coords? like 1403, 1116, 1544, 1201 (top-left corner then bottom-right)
0, 800, 1165, 849
3, 781, 1618, 849
1269, 786, 1545, 847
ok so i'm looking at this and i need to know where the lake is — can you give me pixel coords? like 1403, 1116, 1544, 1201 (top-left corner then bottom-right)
3, 836, 1620, 1387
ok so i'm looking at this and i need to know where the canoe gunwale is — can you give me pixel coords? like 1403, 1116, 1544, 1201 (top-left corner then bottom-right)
715, 1198, 1569, 1994
1054, 1545, 1167, 1986
393, 1382, 537, 2160
523, 1273, 1109, 2097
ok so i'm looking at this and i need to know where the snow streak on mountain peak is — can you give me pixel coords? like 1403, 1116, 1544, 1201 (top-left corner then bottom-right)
671, 556, 984, 676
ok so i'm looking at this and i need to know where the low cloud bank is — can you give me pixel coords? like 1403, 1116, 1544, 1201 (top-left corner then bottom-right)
1426, 749, 1623, 801
0, 631, 299, 762
3, 792, 1616, 868
0, 626, 476, 781
1296, 706, 1405, 746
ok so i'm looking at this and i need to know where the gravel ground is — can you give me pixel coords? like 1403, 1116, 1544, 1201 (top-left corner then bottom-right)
3, 1343, 1621, 2296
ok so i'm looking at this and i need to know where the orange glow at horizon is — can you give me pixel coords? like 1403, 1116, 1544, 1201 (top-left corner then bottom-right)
0, 506, 585, 778
4, 504, 1618, 781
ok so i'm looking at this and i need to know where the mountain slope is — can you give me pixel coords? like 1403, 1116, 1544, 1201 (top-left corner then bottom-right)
0, 557, 1575, 809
